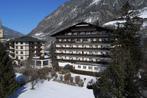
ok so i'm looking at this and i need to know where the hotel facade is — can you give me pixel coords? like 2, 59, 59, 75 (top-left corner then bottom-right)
51, 22, 113, 72
8, 36, 51, 68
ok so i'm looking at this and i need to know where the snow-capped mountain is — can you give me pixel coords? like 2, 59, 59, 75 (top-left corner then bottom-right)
29, 0, 147, 45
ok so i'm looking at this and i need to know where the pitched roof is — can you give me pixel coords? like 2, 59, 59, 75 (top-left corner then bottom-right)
51, 22, 112, 37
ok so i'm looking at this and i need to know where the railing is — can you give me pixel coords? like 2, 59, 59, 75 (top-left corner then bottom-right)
56, 47, 111, 50
57, 59, 110, 64
55, 53, 111, 58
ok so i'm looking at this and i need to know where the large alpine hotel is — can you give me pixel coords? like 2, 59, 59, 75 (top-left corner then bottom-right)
51, 22, 113, 73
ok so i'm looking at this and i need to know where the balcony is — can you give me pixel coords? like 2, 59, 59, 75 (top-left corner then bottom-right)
55, 53, 111, 58
56, 47, 111, 50
56, 59, 110, 65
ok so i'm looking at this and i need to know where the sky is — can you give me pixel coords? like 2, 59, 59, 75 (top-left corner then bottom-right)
0, 0, 69, 34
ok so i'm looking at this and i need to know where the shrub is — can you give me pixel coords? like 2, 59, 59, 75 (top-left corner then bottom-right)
75, 76, 80, 84
70, 77, 74, 84
78, 80, 84, 87
64, 73, 71, 83
38, 67, 51, 79
51, 69, 56, 77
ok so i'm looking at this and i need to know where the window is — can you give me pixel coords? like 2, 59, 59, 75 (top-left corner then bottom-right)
78, 65, 81, 68
20, 51, 23, 54
88, 66, 92, 70
94, 67, 98, 70
83, 66, 87, 69
20, 46, 23, 49
20, 42, 23, 44
16, 46, 18, 49
43, 61, 48, 66
20, 56, 23, 60
36, 61, 41, 66
16, 51, 18, 54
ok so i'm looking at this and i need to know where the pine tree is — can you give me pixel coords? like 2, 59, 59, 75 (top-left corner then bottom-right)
93, 2, 143, 98
120, 1, 131, 16
0, 43, 17, 98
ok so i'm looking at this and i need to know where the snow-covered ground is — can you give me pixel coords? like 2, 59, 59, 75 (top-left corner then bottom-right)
9, 80, 94, 98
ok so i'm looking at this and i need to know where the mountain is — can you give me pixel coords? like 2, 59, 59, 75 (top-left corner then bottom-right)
2, 26, 23, 39
29, 0, 147, 46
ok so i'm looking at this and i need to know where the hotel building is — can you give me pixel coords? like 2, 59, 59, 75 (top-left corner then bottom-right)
51, 22, 113, 72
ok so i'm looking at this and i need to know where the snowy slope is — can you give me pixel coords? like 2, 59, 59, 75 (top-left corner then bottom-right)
10, 80, 94, 98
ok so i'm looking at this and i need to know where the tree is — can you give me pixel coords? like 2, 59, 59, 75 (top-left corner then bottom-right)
120, 1, 132, 16
0, 43, 17, 97
92, 2, 143, 98
49, 41, 59, 71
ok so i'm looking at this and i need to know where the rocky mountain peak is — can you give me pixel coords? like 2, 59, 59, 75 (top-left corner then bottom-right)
29, 0, 147, 47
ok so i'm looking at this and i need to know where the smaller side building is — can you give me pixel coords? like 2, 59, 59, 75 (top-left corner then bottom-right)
7, 36, 51, 68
